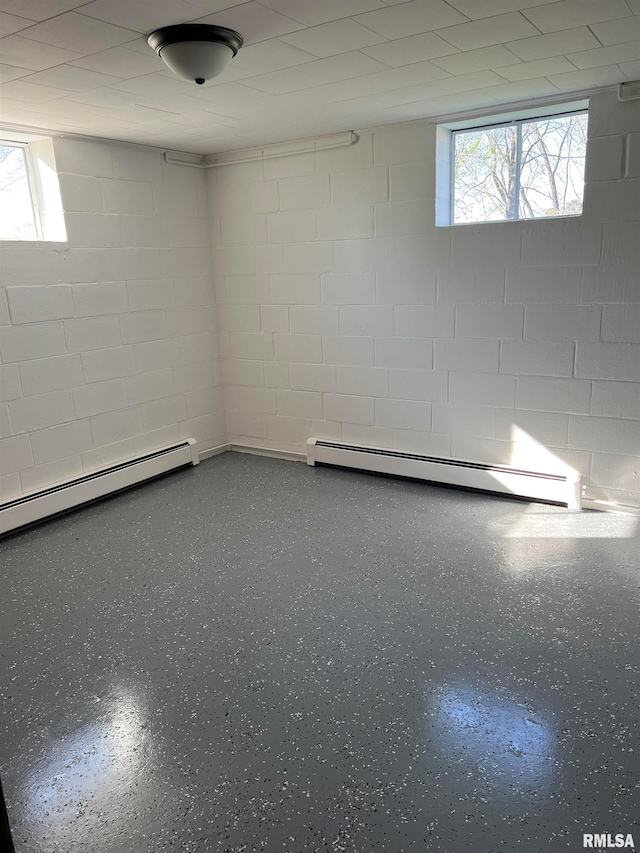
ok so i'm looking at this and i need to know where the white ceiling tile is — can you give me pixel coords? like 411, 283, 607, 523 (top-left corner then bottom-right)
521, 0, 631, 34
278, 18, 387, 57
360, 31, 460, 67
68, 45, 164, 77
546, 65, 627, 90
187, 0, 252, 13
625, 0, 640, 12
164, 110, 238, 127
109, 73, 199, 97
0, 34, 83, 69
258, 0, 386, 25
505, 26, 601, 61
23, 65, 122, 91
63, 87, 147, 108
0, 1, 89, 21
77, 0, 214, 31
590, 15, 640, 46
430, 43, 520, 75
477, 77, 562, 101
445, 0, 575, 19
241, 51, 388, 94
0, 79, 69, 101
0, 62, 30, 82
354, 0, 469, 39
19, 11, 139, 53
435, 12, 539, 51
619, 59, 640, 77
568, 41, 640, 70
193, 2, 305, 45
231, 38, 316, 73
0, 11, 35, 36
496, 55, 577, 81
0, 96, 32, 113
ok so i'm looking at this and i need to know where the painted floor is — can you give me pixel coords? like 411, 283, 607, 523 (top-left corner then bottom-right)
1, 452, 638, 853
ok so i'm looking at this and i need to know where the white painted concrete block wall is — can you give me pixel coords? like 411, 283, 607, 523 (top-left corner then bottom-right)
0, 138, 224, 502
210, 90, 640, 510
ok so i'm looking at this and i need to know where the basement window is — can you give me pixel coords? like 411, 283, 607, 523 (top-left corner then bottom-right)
0, 141, 41, 240
436, 102, 588, 226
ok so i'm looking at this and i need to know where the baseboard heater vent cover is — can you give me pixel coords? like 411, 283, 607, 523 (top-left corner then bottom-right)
0, 439, 199, 537
307, 439, 581, 509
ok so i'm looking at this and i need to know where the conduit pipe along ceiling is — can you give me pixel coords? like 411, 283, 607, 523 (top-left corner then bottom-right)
147, 24, 243, 85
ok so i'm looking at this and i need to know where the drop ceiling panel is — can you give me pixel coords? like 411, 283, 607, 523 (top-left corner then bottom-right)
0, 0, 636, 155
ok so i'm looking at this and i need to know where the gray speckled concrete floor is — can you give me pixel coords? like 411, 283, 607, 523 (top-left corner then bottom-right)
1, 452, 639, 853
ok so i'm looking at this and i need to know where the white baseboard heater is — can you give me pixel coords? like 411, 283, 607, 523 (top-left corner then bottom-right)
0, 439, 199, 537
307, 439, 582, 509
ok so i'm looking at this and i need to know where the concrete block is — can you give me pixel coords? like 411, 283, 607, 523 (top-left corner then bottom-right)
318, 204, 374, 240
0, 364, 21, 402
336, 365, 388, 397
375, 336, 433, 369
575, 342, 640, 380
221, 214, 267, 246
516, 375, 591, 414
375, 397, 432, 431
228, 332, 274, 361
261, 305, 290, 333
279, 174, 330, 210
220, 305, 261, 333
500, 340, 574, 376
64, 316, 121, 352
291, 306, 338, 335
340, 305, 393, 336
227, 411, 268, 439
112, 146, 162, 183
226, 385, 277, 414
19, 354, 83, 397
127, 279, 175, 311
274, 333, 322, 363
394, 305, 454, 338
30, 420, 93, 466
20, 456, 83, 494
582, 178, 640, 223
213, 246, 256, 277
332, 238, 389, 273
435, 338, 500, 372
392, 428, 451, 456
585, 134, 625, 182
290, 363, 336, 392
224, 275, 269, 304
389, 162, 435, 201
377, 270, 437, 305
140, 395, 186, 432
627, 131, 640, 178
268, 209, 316, 243
277, 389, 323, 419
0, 322, 66, 363
73, 378, 129, 417
126, 369, 175, 406
265, 415, 311, 444
325, 393, 375, 425
591, 380, 640, 419
173, 361, 214, 393
496, 408, 569, 447
53, 138, 113, 177
72, 282, 128, 317
450, 371, 515, 407
283, 242, 332, 273
264, 362, 290, 389
438, 267, 505, 304
433, 402, 496, 439
250, 181, 279, 213
317, 133, 372, 172
271, 274, 320, 304
0, 435, 33, 477
323, 335, 374, 366
452, 225, 521, 266
374, 123, 434, 166
263, 152, 315, 180
64, 212, 120, 248
168, 306, 210, 337
120, 310, 168, 344
457, 304, 524, 338
521, 223, 602, 264
82, 346, 135, 383
343, 423, 393, 447
601, 304, 640, 343
6, 285, 74, 325
569, 414, 639, 456
322, 273, 376, 305
332, 167, 388, 206
506, 265, 583, 303
375, 199, 433, 237
224, 359, 265, 387
101, 178, 153, 215
91, 407, 143, 447
8, 389, 74, 434
524, 304, 602, 341
389, 369, 448, 402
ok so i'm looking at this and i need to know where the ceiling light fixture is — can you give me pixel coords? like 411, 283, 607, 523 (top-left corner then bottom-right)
148, 23, 243, 85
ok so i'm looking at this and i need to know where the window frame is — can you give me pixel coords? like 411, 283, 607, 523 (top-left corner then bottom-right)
436, 100, 589, 228
0, 139, 44, 241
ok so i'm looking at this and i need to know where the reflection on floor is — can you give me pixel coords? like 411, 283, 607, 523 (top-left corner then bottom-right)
1, 453, 638, 852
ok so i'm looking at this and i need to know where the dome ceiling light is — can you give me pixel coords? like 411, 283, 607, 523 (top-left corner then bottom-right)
148, 24, 243, 85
